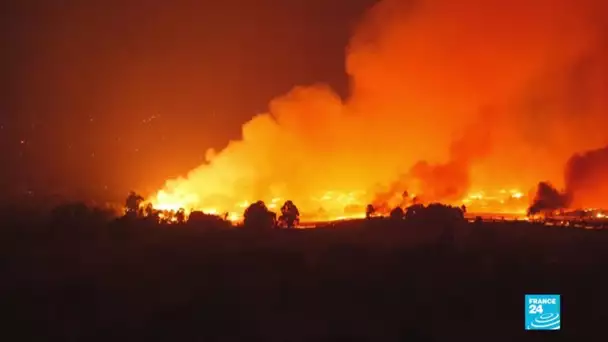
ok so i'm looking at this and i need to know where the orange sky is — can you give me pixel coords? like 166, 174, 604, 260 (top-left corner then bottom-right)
1, 0, 377, 204
148, 0, 608, 217
4, 0, 608, 213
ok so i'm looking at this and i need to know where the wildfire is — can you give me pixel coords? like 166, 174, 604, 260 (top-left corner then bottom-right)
145, 187, 529, 223
143, 0, 608, 225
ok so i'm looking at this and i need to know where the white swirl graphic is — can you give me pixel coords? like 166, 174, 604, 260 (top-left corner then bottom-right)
529, 313, 560, 330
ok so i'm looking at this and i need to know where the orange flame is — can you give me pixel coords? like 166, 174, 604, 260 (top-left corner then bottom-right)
147, 0, 608, 221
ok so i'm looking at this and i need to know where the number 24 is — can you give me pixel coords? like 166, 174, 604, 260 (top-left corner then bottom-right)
529, 304, 544, 314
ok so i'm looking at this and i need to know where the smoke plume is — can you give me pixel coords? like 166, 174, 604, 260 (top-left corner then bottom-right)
528, 182, 571, 215
529, 144, 608, 213
565, 145, 608, 208
151, 0, 608, 218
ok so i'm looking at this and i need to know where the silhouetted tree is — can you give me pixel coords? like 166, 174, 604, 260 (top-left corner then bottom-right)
158, 210, 173, 224
366, 204, 375, 219
188, 211, 207, 223
186, 210, 232, 229
269, 211, 277, 226
144, 203, 155, 217
243, 201, 276, 230
425, 203, 465, 223
405, 204, 425, 221
175, 208, 186, 224
279, 200, 300, 228
453, 206, 465, 221
188, 211, 215, 225
125, 191, 144, 217
145, 211, 160, 224
404, 203, 465, 229
390, 207, 404, 220
141, 203, 159, 224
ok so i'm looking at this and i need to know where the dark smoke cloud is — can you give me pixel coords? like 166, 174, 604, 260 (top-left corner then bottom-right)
530, 144, 608, 212
565, 145, 608, 208
353, 0, 608, 207
528, 182, 571, 215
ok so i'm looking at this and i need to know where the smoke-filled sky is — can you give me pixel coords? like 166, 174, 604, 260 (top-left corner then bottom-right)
3, 0, 608, 212
1, 0, 377, 204
344, 0, 608, 206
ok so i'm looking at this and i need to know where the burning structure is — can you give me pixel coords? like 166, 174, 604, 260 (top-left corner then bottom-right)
143, 0, 608, 223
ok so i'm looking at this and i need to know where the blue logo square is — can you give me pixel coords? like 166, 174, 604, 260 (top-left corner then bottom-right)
525, 294, 561, 330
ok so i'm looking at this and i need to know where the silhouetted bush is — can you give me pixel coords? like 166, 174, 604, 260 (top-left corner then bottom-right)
50, 202, 114, 226
243, 201, 276, 230
187, 211, 231, 229
390, 207, 404, 220
404, 203, 465, 225
405, 204, 425, 221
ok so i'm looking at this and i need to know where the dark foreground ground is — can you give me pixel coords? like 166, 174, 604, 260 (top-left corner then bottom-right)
2, 218, 607, 341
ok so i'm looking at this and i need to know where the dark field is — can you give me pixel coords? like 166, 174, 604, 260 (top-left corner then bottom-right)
2, 218, 607, 341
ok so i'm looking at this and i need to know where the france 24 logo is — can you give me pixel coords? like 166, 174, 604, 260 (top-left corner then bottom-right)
525, 294, 561, 330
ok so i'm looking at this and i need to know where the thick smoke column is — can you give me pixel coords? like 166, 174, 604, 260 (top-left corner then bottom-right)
529, 145, 608, 213
150, 0, 608, 218
565, 145, 608, 208
348, 0, 608, 193
528, 182, 571, 215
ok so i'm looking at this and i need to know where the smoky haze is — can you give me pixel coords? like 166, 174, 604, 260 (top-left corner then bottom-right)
148, 0, 608, 214
1, 1, 376, 204
528, 144, 608, 214
565, 145, 608, 209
